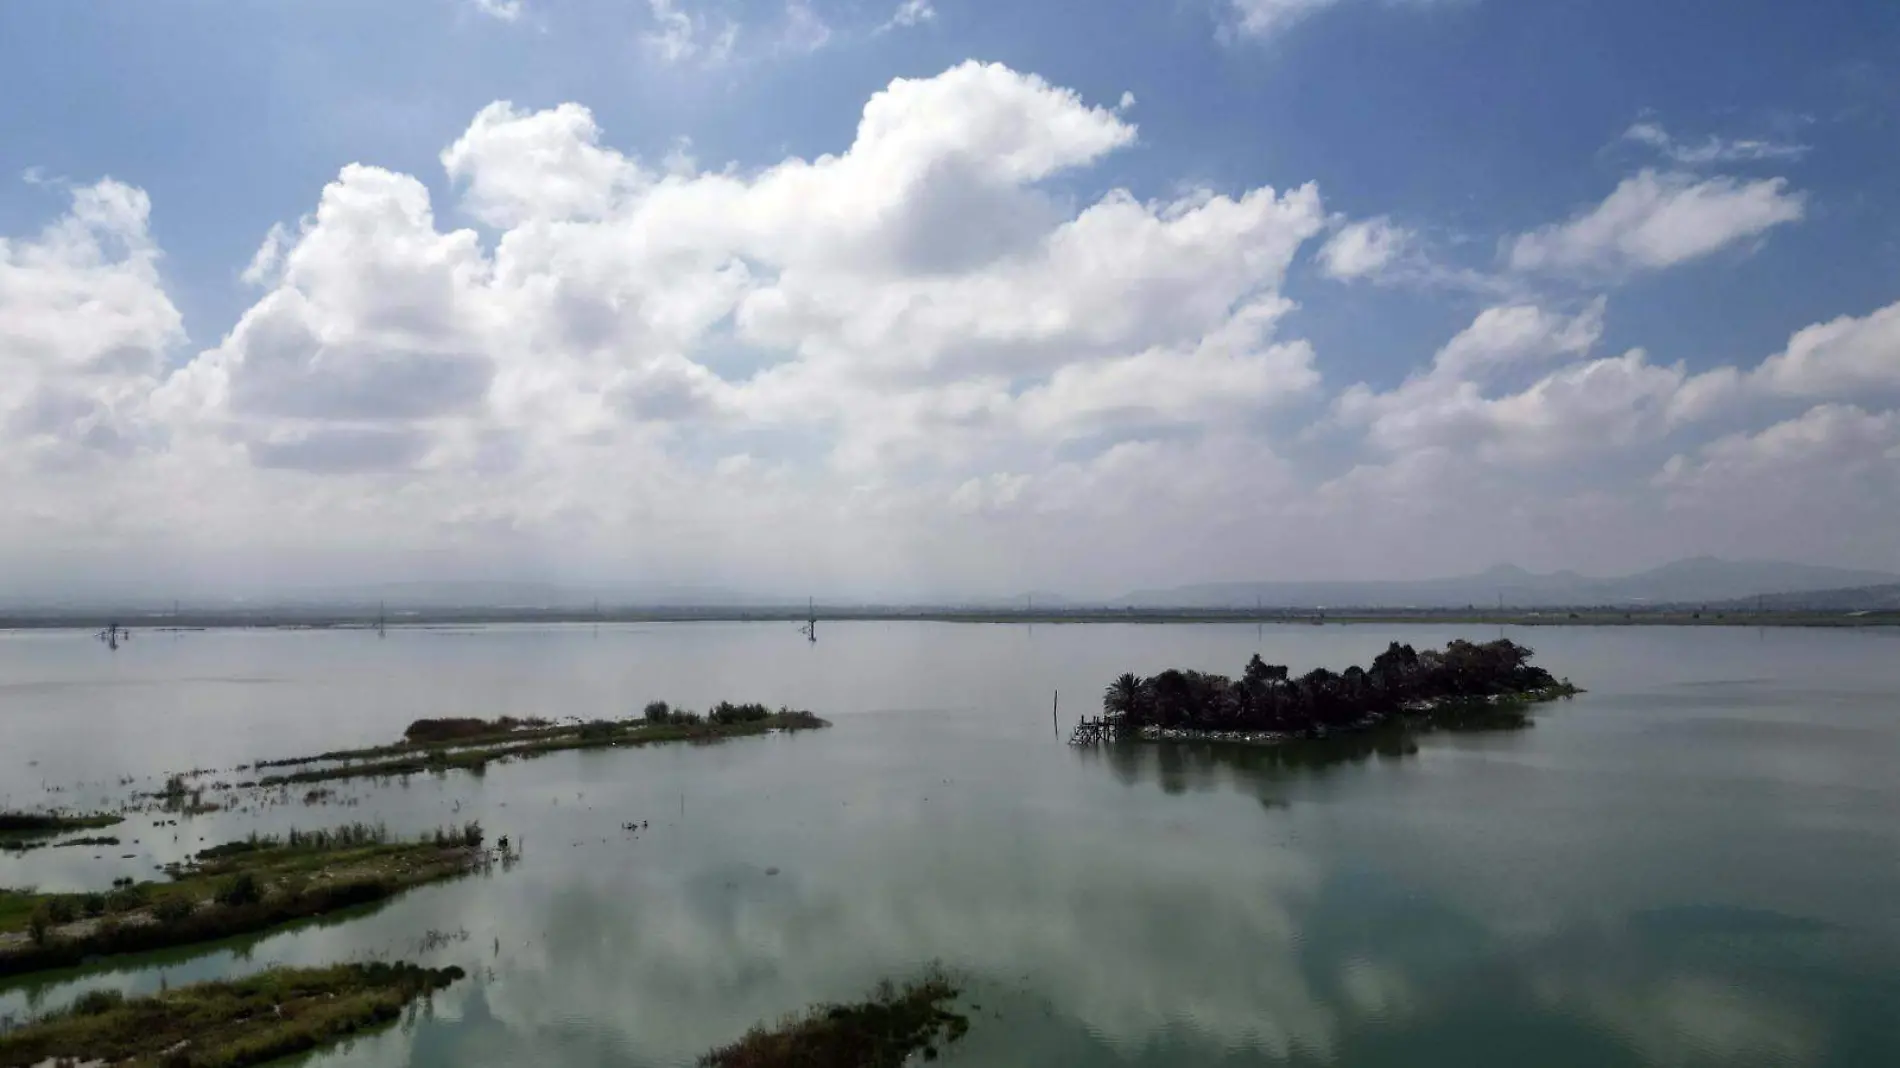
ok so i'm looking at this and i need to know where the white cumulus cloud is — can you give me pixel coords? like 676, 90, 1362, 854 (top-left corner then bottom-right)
0, 178, 183, 467
1508, 170, 1804, 275
1335, 300, 1606, 453
2, 61, 1896, 594
105, 62, 1330, 587
1316, 216, 1411, 281
1750, 298, 1900, 398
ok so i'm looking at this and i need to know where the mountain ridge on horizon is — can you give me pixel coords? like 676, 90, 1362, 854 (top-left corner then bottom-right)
1115, 557, 1900, 609
2, 557, 1894, 613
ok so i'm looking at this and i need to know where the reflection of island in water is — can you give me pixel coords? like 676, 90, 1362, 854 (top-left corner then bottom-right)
1078, 722, 1422, 800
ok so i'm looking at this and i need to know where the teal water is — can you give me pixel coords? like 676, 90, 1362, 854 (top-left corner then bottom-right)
2, 622, 1897, 1065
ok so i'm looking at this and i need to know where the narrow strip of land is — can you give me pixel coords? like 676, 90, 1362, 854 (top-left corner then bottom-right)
0, 811, 121, 849
249, 707, 829, 787
0, 961, 464, 1068
0, 822, 491, 977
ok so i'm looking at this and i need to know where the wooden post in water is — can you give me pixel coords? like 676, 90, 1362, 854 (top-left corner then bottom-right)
1052, 690, 1059, 737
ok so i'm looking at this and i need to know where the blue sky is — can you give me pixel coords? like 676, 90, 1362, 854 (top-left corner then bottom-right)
1, 0, 1897, 597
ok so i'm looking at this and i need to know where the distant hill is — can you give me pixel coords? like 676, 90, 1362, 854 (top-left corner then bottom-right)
253, 580, 791, 610
1117, 558, 1900, 609
1711, 584, 1900, 612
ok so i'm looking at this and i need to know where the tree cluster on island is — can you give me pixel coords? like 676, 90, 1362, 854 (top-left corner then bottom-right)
1101, 639, 1573, 737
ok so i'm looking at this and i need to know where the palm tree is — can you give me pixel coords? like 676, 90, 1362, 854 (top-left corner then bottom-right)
1103, 673, 1145, 726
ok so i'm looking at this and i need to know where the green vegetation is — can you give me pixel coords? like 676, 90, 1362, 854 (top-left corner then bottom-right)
699, 970, 969, 1068
0, 822, 486, 977
256, 714, 573, 763
156, 774, 221, 815
193, 821, 407, 860
0, 834, 121, 854
402, 715, 550, 745
643, 700, 703, 726
255, 708, 830, 787
1094, 639, 1579, 741
0, 811, 122, 847
708, 701, 777, 726
0, 961, 464, 1068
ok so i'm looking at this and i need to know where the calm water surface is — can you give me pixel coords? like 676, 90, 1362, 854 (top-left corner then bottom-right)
2, 622, 1897, 1066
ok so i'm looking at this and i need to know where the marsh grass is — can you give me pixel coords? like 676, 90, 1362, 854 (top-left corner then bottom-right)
0, 811, 121, 847
0, 961, 464, 1067
254, 716, 578, 769
402, 715, 551, 745
699, 969, 969, 1068
0, 824, 486, 977
195, 821, 394, 861
255, 711, 830, 787
1423, 683, 1583, 731
0, 835, 121, 855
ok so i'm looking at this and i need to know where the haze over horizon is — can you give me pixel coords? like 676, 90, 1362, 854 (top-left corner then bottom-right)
3, 1, 1898, 600
5, 556, 1894, 612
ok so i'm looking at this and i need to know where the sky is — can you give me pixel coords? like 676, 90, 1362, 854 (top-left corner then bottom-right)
0, 0, 1897, 600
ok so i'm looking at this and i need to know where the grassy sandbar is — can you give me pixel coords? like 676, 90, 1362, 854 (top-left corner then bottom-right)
0, 822, 488, 978
699, 970, 969, 1068
254, 707, 830, 787
0, 961, 464, 1067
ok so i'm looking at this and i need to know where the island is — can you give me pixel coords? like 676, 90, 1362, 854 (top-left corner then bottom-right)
1079, 638, 1578, 744
0, 811, 123, 852
0, 962, 464, 1067
0, 822, 493, 977
248, 704, 829, 787
698, 969, 968, 1068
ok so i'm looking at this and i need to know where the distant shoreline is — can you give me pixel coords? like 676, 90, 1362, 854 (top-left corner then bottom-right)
0, 606, 1895, 631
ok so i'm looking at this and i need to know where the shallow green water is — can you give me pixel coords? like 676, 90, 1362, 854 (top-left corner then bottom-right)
2, 622, 1897, 1065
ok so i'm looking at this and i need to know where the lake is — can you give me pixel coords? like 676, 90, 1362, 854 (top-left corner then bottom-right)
2, 622, 1898, 1066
